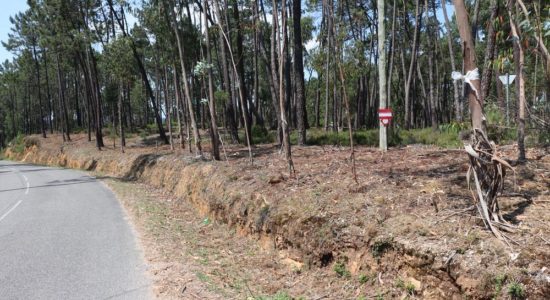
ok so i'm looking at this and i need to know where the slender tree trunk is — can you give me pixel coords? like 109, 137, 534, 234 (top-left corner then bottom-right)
378, 0, 388, 149
387, 0, 397, 105
275, 0, 294, 174
87, 47, 103, 148
232, 0, 252, 145
315, 75, 321, 127
163, 67, 174, 150
293, 0, 307, 145
173, 65, 185, 149
404, 0, 421, 129
43, 49, 54, 134
106, 0, 168, 144
480, 0, 499, 102
441, 1, 462, 122
32, 45, 46, 138
424, 0, 437, 130
168, 4, 202, 156
508, 1, 526, 162
453, 0, 483, 129
203, 0, 220, 160
119, 80, 126, 152
55, 52, 70, 142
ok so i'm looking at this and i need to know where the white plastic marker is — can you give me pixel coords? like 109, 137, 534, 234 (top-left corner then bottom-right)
452, 68, 480, 99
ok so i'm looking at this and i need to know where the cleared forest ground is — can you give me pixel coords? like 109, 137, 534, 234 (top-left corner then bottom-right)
3, 133, 550, 299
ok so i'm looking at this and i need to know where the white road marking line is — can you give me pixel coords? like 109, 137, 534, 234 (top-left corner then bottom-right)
0, 166, 30, 222
22, 174, 30, 194
0, 200, 23, 222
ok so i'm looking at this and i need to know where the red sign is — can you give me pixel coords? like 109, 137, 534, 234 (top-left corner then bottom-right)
378, 108, 393, 126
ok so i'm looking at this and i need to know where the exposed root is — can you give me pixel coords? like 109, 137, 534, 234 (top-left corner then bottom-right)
466, 129, 515, 244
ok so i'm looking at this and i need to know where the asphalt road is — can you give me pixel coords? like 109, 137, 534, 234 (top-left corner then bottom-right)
0, 160, 152, 300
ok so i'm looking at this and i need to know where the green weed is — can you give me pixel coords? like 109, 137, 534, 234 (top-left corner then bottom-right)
508, 282, 525, 299
358, 274, 369, 284
333, 261, 351, 278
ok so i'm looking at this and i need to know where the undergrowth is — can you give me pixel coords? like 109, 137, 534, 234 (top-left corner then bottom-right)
8, 134, 40, 154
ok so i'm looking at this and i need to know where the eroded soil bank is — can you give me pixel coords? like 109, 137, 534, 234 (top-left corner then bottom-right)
4, 134, 550, 299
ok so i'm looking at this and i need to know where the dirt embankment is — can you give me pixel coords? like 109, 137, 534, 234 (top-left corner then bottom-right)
5, 135, 550, 299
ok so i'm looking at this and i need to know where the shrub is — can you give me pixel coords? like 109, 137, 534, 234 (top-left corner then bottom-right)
9, 134, 26, 154
358, 274, 369, 284
333, 261, 351, 278
24, 136, 40, 148
508, 282, 525, 299
251, 125, 274, 144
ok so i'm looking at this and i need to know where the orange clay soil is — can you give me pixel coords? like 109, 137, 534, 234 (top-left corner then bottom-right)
5, 133, 550, 299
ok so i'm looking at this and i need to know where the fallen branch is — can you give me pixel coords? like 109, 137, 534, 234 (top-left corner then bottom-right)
465, 129, 516, 244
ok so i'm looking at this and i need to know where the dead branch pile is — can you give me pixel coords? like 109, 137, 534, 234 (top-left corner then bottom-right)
465, 129, 515, 243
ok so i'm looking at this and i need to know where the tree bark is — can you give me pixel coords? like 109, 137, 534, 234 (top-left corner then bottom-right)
480, 0, 499, 103
508, 1, 526, 162
203, 0, 220, 160
452, 0, 483, 130
168, 2, 202, 155
404, 0, 421, 129
106, 0, 168, 145
378, 0, 388, 150
293, 0, 307, 145
441, 1, 462, 122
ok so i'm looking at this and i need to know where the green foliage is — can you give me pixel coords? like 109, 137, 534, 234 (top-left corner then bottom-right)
507, 282, 525, 299
255, 291, 297, 300
395, 278, 405, 289
405, 282, 416, 295
9, 134, 40, 154
537, 128, 550, 146
399, 128, 462, 148
193, 61, 214, 76
10, 134, 26, 154
493, 274, 507, 297
333, 261, 351, 278
251, 125, 275, 144
439, 122, 469, 134
358, 274, 369, 284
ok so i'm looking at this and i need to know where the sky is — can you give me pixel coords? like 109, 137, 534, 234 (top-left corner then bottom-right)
0, 1, 29, 63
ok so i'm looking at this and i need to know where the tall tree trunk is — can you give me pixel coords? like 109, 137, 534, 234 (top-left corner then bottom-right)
453, 0, 513, 242
378, 0, 388, 150
453, 0, 483, 130
293, 0, 307, 145
275, 0, 294, 174
106, 0, 168, 144
480, 0, 499, 102
119, 80, 126, 152
55, 52, 70, 142
424, 0, 437, 130
232, 0, 253, 145
32, 44, 46, 138
441, 1, 462, 122
163, 67, 174, 150
43, 49, 54, 134
173, 65, 186, 149
404, 0, 421, 129
508, 1, 526, 162
203, 0, 220, 160
168, 3, 202, 156
87, 47, 103, 148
